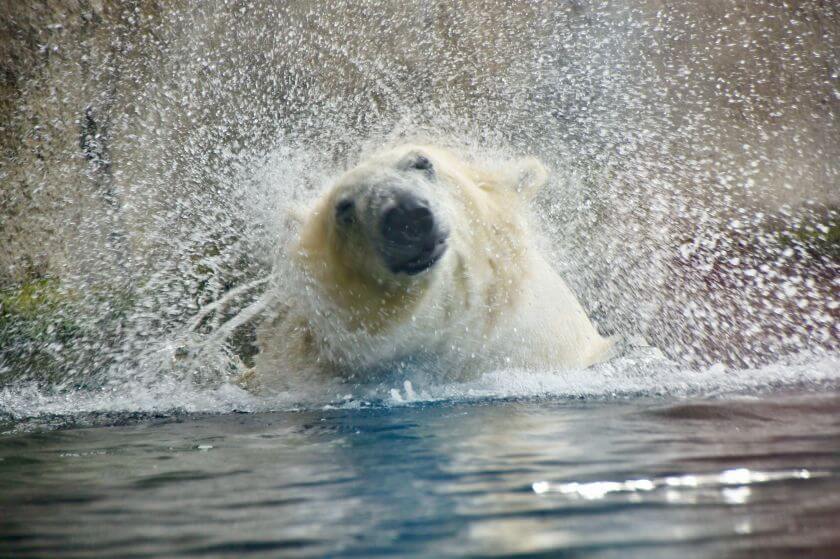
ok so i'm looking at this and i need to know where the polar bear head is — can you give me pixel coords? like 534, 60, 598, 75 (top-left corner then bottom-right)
293, 144, 548, 329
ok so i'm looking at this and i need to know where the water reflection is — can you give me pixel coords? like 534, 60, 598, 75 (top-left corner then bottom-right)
2, 392, 839, 557
532, 468, 818, 500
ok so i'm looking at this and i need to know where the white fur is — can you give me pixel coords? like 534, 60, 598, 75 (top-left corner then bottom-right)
252, 145, 613, 390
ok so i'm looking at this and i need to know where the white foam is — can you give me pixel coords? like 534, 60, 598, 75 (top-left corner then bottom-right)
1, 350, 837, 421
378, 350, 840, 406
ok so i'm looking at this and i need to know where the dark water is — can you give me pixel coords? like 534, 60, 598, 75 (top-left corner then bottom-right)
2, 390, 840, 558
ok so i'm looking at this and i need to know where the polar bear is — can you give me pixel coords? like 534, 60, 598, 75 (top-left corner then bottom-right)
252, 144, 614, 388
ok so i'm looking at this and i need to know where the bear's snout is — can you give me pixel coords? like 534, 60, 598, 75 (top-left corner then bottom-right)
378, 191, 448, 275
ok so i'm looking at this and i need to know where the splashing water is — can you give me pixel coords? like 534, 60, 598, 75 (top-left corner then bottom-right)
0, 1, 838, 421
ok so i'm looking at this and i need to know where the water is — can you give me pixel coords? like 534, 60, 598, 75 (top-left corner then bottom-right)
3, 387, 840, 558
1, 1, 839, 556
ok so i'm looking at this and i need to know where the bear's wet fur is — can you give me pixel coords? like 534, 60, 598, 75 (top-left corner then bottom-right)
253, 145, 614, 390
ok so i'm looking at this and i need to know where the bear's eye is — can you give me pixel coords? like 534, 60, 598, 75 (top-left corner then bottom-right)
335, 199, 356, 226
408, 154, 434, 174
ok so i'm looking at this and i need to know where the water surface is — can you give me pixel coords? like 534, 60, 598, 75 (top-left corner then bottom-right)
3, 387, 839, 558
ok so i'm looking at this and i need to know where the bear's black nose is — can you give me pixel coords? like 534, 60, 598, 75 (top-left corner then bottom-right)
381, 199, 434, 245
379, 193, 447, 275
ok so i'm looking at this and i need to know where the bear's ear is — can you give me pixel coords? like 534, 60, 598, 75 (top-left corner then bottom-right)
507, 157, 548, 199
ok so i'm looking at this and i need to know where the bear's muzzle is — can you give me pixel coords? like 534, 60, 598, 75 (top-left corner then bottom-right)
378, 191, 448, 275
